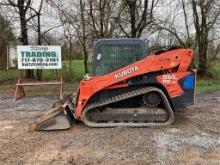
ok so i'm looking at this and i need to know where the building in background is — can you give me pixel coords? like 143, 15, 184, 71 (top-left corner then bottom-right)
7, 42, 17, 69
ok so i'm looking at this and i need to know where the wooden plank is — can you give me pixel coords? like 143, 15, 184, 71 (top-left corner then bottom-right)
13, 78, 25, 101
13, 69, 64, 101
17, 81, 63, 86
60, 77, 64, 99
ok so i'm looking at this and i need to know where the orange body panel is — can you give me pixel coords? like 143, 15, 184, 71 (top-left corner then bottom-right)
157, 72, 191, 98
74, 49, 194, 119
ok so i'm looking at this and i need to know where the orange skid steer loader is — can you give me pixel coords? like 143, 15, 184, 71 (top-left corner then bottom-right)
33, 39, 196, 131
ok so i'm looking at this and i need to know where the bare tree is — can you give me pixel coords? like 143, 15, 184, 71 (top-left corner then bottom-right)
79, 0, 89, 73
153, 0, 194, 48
59, 13, 75, 75
88, 0, 118, 39
0, 0, 39, 78
29, 0, 44, 80
0, 15, 15, 69
49, 0, 90, 73
114, 0, 158, 38
191, 0, 220, 75
152, 0, 220, 75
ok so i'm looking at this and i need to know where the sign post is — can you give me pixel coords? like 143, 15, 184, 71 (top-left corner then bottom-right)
13, 45, 64, 101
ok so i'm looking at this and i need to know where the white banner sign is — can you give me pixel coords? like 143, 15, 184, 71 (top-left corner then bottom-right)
17, 45, 62, 69
8, 45, 17, 68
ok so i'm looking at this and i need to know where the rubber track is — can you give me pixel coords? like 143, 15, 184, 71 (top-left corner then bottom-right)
82, 87, 174, 127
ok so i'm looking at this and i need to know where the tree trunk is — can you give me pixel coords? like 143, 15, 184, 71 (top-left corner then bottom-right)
129, 1, 137, 38
99, 0, 104, 37
83, 50, 88, 74
198, 51, 207, 76
197, 35, 208, 76
19, 13, 28, 45
36, 13, 43, 80
191, 0, 213, 77
80, 0, 88, 74
19, 7, 34, 79
69, 41, 72, 75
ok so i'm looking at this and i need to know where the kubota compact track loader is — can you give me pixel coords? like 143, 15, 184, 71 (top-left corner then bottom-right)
34, 38, 196, 131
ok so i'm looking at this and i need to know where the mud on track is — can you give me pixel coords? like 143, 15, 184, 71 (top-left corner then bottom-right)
0, 91, 220, 164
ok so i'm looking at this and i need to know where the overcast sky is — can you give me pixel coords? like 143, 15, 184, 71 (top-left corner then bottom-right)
1, 0, 219, 46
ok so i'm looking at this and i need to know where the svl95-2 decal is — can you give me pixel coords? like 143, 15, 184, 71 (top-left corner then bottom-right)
161, 74, 178, 84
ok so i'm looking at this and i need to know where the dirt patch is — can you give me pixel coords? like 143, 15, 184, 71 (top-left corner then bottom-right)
0, 91, 219, 164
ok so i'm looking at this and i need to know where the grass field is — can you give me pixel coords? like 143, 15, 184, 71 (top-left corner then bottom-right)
0, 60, 86, 81
196, 65, 220, 93
0, 60, 219, 94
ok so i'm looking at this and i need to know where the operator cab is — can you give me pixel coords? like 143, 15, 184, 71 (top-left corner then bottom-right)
92, 38, 148, 76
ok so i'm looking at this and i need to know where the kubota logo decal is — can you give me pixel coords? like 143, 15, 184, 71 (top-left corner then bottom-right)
115, 66, 139, 79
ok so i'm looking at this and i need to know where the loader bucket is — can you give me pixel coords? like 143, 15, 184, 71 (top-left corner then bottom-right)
34, 108, 74, 131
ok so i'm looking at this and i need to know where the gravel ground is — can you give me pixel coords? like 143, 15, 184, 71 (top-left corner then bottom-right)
0, 91, 220, 164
